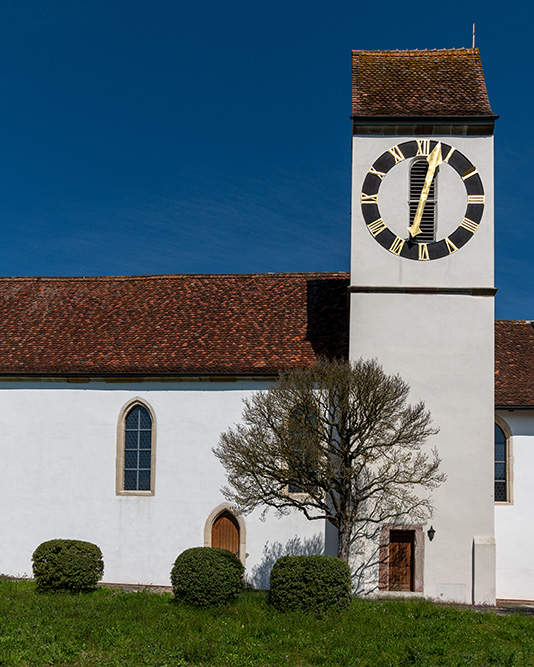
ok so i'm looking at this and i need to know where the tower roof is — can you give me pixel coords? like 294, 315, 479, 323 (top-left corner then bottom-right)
351, 48, 494, 118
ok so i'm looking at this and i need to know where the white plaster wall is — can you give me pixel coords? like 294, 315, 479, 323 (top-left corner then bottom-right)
495, 410, 534, 600
351, 135, 494, 289
349, 292, 495, 603
349, 131, 495, 603
0, 380, 326, 587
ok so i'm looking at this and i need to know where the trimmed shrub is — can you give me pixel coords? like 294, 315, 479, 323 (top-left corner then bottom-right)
32, 539, 104, 593
269, 555, 352, 613
170, 547, 244, 607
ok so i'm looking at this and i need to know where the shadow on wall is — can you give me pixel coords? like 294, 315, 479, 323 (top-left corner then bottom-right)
350, 521, 382, 597
247, 521, 384, 594
248, 534, 325, 589
305, 278, 349, 359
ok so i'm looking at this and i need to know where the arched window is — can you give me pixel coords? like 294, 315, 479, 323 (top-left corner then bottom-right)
409, 159, 437, 241
116, 400, 156, 495
495, 422, 509, 503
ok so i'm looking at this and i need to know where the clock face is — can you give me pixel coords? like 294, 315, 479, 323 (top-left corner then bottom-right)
360, 140, 485, 261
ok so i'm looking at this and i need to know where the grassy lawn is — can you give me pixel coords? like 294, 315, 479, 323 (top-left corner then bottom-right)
1, 578, 534, 666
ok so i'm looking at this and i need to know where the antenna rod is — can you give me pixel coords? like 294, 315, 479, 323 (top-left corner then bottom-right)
472, 22, 476, 48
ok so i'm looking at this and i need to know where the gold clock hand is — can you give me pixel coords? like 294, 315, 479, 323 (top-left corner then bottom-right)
408, 142, 443, 238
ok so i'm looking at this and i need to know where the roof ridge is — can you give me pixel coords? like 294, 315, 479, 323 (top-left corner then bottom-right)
496, 319, 534, 324
352, 47, 479, 54
0, 271, 349, 283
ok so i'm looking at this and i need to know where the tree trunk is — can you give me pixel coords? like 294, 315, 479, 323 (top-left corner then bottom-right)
337, 517, 352, 562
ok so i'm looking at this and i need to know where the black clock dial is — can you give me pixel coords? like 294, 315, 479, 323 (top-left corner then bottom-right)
361, 140, 485, 261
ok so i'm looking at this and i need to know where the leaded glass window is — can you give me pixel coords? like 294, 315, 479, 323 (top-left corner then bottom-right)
124, 405, 152, 491
495, 423, 507, 502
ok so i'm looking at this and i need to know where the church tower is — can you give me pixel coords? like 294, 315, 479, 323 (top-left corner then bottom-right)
350, 49, 497, 604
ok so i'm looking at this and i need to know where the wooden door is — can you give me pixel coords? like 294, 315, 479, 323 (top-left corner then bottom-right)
212, 511, 239, 557
388, 530, 414, 591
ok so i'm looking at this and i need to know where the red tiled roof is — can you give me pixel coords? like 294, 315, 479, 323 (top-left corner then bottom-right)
0, 273, 349, 376
0, 275, 528, 405
352, 48, 494, 117
495, 320, 534, 407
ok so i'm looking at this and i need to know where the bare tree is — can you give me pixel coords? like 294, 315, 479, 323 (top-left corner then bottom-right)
214, 358, 445, 562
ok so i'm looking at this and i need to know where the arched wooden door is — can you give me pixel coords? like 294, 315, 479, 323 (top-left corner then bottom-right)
212, 511, 240, 557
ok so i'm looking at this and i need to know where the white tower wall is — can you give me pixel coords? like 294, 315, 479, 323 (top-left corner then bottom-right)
349, 133, 496, 604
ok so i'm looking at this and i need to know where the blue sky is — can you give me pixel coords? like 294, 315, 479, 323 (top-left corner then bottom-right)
0, 1, 530, 319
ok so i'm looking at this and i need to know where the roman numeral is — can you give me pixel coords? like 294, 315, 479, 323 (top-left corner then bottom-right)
467, 194, 485, 205
389, 236, 405, 255
443, 147, 456, 163
461, 167, 478, 180
418, 243, 430, 260
460, 217, 479, 233
368, 166, 386, 180
445, 237, 459, 254
367, 218, 386, 237
416, 140, 431, 156
361, 193, 378, 204
388, 145, 405, 163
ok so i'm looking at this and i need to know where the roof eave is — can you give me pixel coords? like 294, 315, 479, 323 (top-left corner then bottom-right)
0, 371, 282, 382
495, 404, 534, 411
351, 115, 497, 136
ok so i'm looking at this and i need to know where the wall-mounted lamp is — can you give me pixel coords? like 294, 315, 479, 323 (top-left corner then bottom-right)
427, 526, 436, 541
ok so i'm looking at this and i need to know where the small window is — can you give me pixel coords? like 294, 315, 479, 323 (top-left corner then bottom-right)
409, 159, 437, 241
495, 423, 507, 502
116, 400, 156, 495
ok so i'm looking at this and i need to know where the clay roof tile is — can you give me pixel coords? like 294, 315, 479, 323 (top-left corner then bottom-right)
0, 274, 529, 407
495, 320, 534, 407
0, 273, 349, 375
352, 48, 494, 117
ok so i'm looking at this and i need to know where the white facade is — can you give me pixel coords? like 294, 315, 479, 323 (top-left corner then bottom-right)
1, 379, 329, 588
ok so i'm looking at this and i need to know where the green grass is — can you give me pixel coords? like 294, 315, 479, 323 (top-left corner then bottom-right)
1, 578, 534, 666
